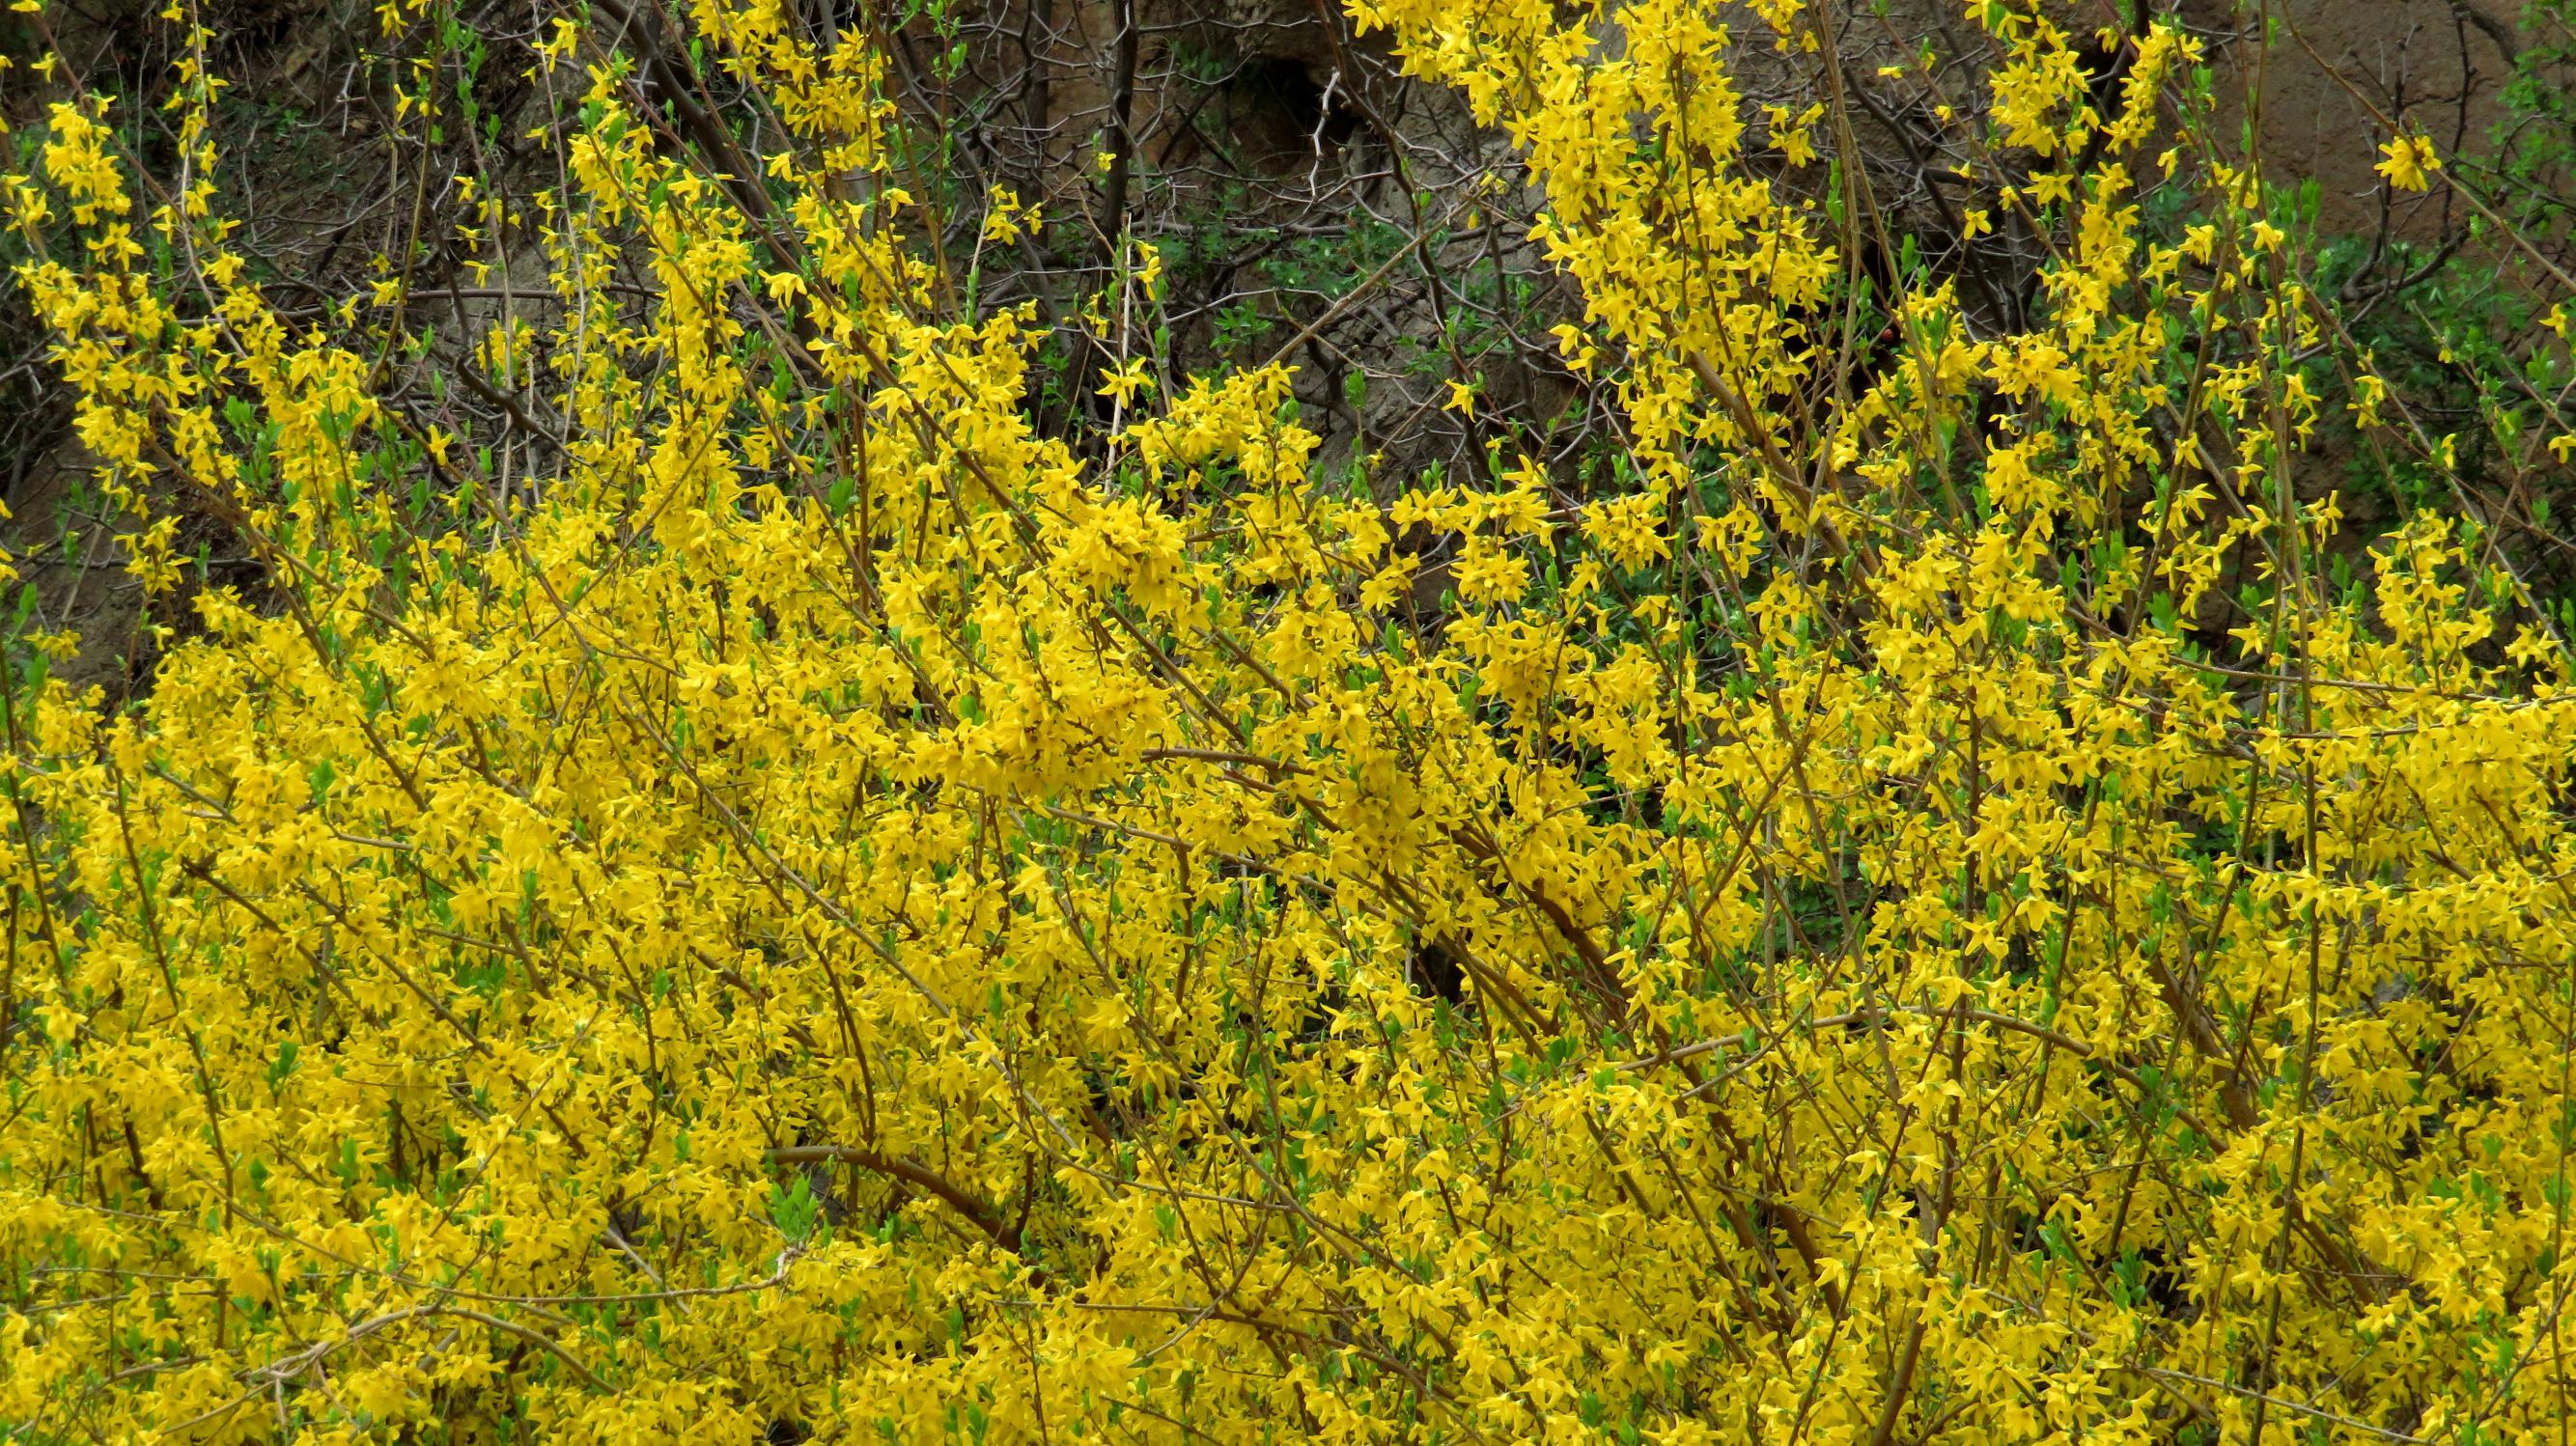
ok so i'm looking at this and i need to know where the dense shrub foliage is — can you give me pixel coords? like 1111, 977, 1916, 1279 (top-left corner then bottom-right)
5, 0, 2576, 1441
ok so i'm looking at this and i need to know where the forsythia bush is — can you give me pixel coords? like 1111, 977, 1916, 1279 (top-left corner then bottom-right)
6, 0, 2576, 1441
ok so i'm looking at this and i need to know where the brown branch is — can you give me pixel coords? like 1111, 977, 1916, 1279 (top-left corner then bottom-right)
771, 1143, 1024, 1254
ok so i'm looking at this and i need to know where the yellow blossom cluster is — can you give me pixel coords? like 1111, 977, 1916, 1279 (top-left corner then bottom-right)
3, 0, 2573, 1442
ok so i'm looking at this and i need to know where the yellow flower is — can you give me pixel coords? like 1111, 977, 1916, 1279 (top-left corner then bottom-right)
981, 183, 1028, 243
1095, 356, 1153, 404
2377, 133, 2441, 190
